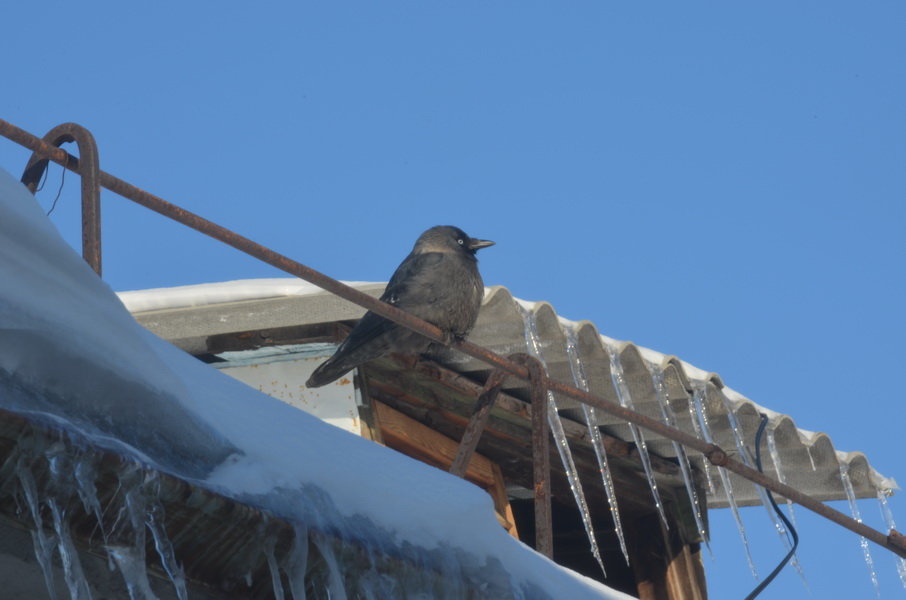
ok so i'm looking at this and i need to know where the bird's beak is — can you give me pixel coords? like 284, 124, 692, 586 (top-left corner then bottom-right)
468, 238, 495, 251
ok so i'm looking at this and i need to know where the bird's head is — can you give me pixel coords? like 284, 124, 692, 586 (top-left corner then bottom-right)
415, 226, 495, 257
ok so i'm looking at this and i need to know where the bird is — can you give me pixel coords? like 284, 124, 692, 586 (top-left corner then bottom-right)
306, 225, 495, 388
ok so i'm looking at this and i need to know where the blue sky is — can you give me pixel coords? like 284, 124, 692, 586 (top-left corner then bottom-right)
3, 2, 905, 597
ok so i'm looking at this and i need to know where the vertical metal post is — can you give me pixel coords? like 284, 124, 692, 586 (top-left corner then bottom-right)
20, 123, 102, 276
512, 353, 552, 558
449, 368, 508, 478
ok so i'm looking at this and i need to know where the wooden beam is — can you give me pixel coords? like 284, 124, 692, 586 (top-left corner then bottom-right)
374, 401, 498, 489
353, 370, 383, 443
628, 514, 707, 600
371, 401, 519, 538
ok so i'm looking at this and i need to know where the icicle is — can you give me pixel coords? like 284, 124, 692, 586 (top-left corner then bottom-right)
519, 306, 606, 575
805, 444, 818, 471
607, 345, 669, 530
691, 386, 758, 579
146, 500, 188, 600
41, 442, 96, 600
135, 471, 188, 600
109, 545, 160, 600
564, 325, 629, 565
17, 458, 60, 600
312, 532, 348, 600
720, 403, 751, 467
285, 524, 310, 600
650, 365, 709, 551
840, 462, 880, 596
547, 402, 607, 575
765, 426, 798, 528
44, 441, 72, 494
877, 489, 906, 590
71, 448, 111, 577
721, 403, 807, 586
107, 465, 162, 600
73, 452, 108, 540
263, 533, 286, 600
49, 498, 94, 600
684, 392, 715, 496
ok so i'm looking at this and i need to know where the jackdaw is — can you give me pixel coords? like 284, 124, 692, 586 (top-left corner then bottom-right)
306, 225, 494, 388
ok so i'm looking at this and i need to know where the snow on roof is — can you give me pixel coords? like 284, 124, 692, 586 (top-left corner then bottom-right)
0, 168, 632, 599
118, 278, 377, 313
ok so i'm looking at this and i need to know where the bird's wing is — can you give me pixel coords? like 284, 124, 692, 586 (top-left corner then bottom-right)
381, 251, 446, 312
334, 252, 446, 354
333, 310, 394, 354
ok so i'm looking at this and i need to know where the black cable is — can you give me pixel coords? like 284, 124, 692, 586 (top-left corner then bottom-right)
46, 162, 66, 216
743, 414, 800, 600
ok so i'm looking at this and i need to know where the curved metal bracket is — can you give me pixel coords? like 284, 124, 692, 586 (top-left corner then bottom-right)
20, 123, 101, 276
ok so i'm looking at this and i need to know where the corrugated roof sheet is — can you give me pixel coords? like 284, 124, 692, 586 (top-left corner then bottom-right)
467, 287, 897, 508
120, 279, 897, 510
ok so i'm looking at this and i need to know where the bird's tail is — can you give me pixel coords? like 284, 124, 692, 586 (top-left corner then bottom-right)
305, 356, 354, 388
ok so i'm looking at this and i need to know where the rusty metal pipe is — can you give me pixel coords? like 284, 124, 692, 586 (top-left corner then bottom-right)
449, 368, 508, 478
512, 353, 553, 558
1, 117, 904, 560
18, 122, 102, 275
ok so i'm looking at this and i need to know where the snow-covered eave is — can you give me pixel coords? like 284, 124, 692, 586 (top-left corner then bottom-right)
119, 280, 897, 508
0, 405, 284, 597
0, 404, 507, 599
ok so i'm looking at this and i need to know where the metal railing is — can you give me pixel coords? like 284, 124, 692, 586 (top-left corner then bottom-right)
2, 117, 904, 561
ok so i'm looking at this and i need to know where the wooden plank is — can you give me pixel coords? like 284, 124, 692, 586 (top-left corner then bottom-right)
373, 401, 497, 490
372, 401, 519, 538
353, 370, 383, 443
490, 463, 520, 538
628, 514, 707, 600
665, 543, 707, 600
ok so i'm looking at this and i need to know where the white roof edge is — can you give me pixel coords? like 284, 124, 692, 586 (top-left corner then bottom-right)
118, 278, 383, 314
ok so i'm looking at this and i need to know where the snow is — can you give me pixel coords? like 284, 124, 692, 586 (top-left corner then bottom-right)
0, 167, 631, 599
118, 278, 379, 313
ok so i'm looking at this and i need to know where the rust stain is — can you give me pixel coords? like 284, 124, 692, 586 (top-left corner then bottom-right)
337, 377, 352, 386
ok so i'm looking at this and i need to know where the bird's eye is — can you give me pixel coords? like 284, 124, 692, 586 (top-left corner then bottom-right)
457, 239, 465, 245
